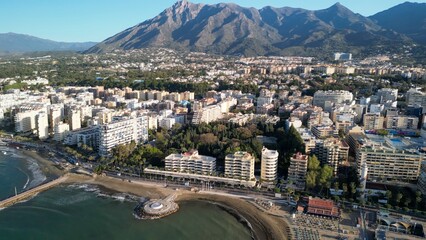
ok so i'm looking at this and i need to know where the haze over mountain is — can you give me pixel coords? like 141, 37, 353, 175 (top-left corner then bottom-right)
0, 33, 97, 53
86, 0, 423, 56
370, 1, 426, 44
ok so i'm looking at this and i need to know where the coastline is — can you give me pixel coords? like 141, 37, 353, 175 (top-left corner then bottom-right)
64, 173, 289, 240
9, 148, 290, 240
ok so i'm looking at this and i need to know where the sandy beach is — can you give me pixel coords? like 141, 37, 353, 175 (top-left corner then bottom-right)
18, 148, 290, 240
64, 173, 290, 240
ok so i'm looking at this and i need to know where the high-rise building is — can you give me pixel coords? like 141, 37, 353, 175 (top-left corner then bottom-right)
69, 109, 81, 131
288, 153, 308, 190
225, 152, 255, 181
165, 150, 216, 175
192, 105, 222, 124
15, 110, 38, 133
98, 116, 148, 156
54, 122, 70, 142
260, 147, 279, 183
36, 112, 49, 140
314, 138, 349, 175
356, 138, 424, 182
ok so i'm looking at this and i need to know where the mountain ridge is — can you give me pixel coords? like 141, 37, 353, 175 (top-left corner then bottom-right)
85, 1, 423, 56
0, 32, 97, 53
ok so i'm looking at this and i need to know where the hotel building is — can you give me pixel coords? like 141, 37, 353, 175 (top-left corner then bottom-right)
288, 153, 309, 190
260, 147, 279, 183
165, 150, 216, 175
225, 152, 255, 181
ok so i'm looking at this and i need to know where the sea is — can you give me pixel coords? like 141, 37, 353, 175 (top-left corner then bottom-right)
0, 147, 252, 240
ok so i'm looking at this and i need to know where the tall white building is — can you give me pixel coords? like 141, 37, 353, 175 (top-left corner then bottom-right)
36, 112, 49, 140
48, 105, 63, 135
165, 150, 216, 175
98, 116, 148, 156
69, 109, 81, 131
260, 147, 279, 183
15, 110, 38, 133
54, 122, 70, 142
225, 152, 255, 181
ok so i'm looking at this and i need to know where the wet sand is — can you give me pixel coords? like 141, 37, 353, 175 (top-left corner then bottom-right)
20, 149, 64, 179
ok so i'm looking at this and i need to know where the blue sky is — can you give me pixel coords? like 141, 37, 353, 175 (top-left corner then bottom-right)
0, 0, 423, 42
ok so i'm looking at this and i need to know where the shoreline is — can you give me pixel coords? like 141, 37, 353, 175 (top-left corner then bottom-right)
6, 147, 290, 240
64, 173, 289, 240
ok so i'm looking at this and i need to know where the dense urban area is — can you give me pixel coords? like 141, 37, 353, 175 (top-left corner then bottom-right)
1, 48, 426, 239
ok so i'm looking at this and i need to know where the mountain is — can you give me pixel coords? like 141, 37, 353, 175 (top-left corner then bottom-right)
0, 33, 97, 53
370, 1, 426, 44
86, 1, 412, 56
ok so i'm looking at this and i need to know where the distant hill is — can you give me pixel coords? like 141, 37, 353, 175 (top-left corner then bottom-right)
86, 1, 413, 56
0, 33, 97, 53
370, 1, 426, 44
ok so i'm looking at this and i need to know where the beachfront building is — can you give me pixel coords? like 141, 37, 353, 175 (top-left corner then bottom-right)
14, 110, 38, 133
356, 137, 424, 182
98, 116, 148, 156
225, 152, 255, 181
288, 153, 309, 190
165, 150, 216, 175
260, 147, 279, 183
313, 138, 349, 175
54, 122, 70, 142
36, 112, 49, 140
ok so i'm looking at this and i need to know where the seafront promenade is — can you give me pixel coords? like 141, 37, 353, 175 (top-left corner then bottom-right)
0, 175, 68, 208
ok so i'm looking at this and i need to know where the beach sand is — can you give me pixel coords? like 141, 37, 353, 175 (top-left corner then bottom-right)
64, 173, 290, 240
22, 148, 290, 240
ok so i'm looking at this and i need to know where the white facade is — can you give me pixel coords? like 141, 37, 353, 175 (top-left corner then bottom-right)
260, 147, 279, 183
15, 110, 38, 133
36, 112, 49, 140
54, 122, 70, 142
313, 90, 353, 109
98, 116, 148, 156
225, 152, 255, 181
165, 151, 216, 175
69, 109, 81, 131
192, 105, 222, 124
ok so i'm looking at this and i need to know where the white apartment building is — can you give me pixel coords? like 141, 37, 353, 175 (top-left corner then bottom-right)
14, 111, 36, 133
36, 112, 49, 140
165, 150, 216, 175
260, 147, 279, 183
406, 88, 426, 108
54, 122, 70, 142
288, 153, 309, 190
312, 90, 353, 109
225, 152, 255, 181
98, 116, 148, 156
192, 105, 222, 124
69, 109, 81, 131
356, 143, 423, 182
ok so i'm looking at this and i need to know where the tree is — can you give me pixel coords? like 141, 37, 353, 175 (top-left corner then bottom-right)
386, 190, 392, 200
318, 165, 334, 193
415, 191, 422, 209
306, 171, 317, 190
307, 155, 320, 171
396, 192, 403, 206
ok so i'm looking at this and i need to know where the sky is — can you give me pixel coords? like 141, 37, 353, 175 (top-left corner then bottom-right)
0, 0, 424, 42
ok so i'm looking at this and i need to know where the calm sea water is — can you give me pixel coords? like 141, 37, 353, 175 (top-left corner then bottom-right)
0, 151, 252, 240
0, 147, 46, 200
